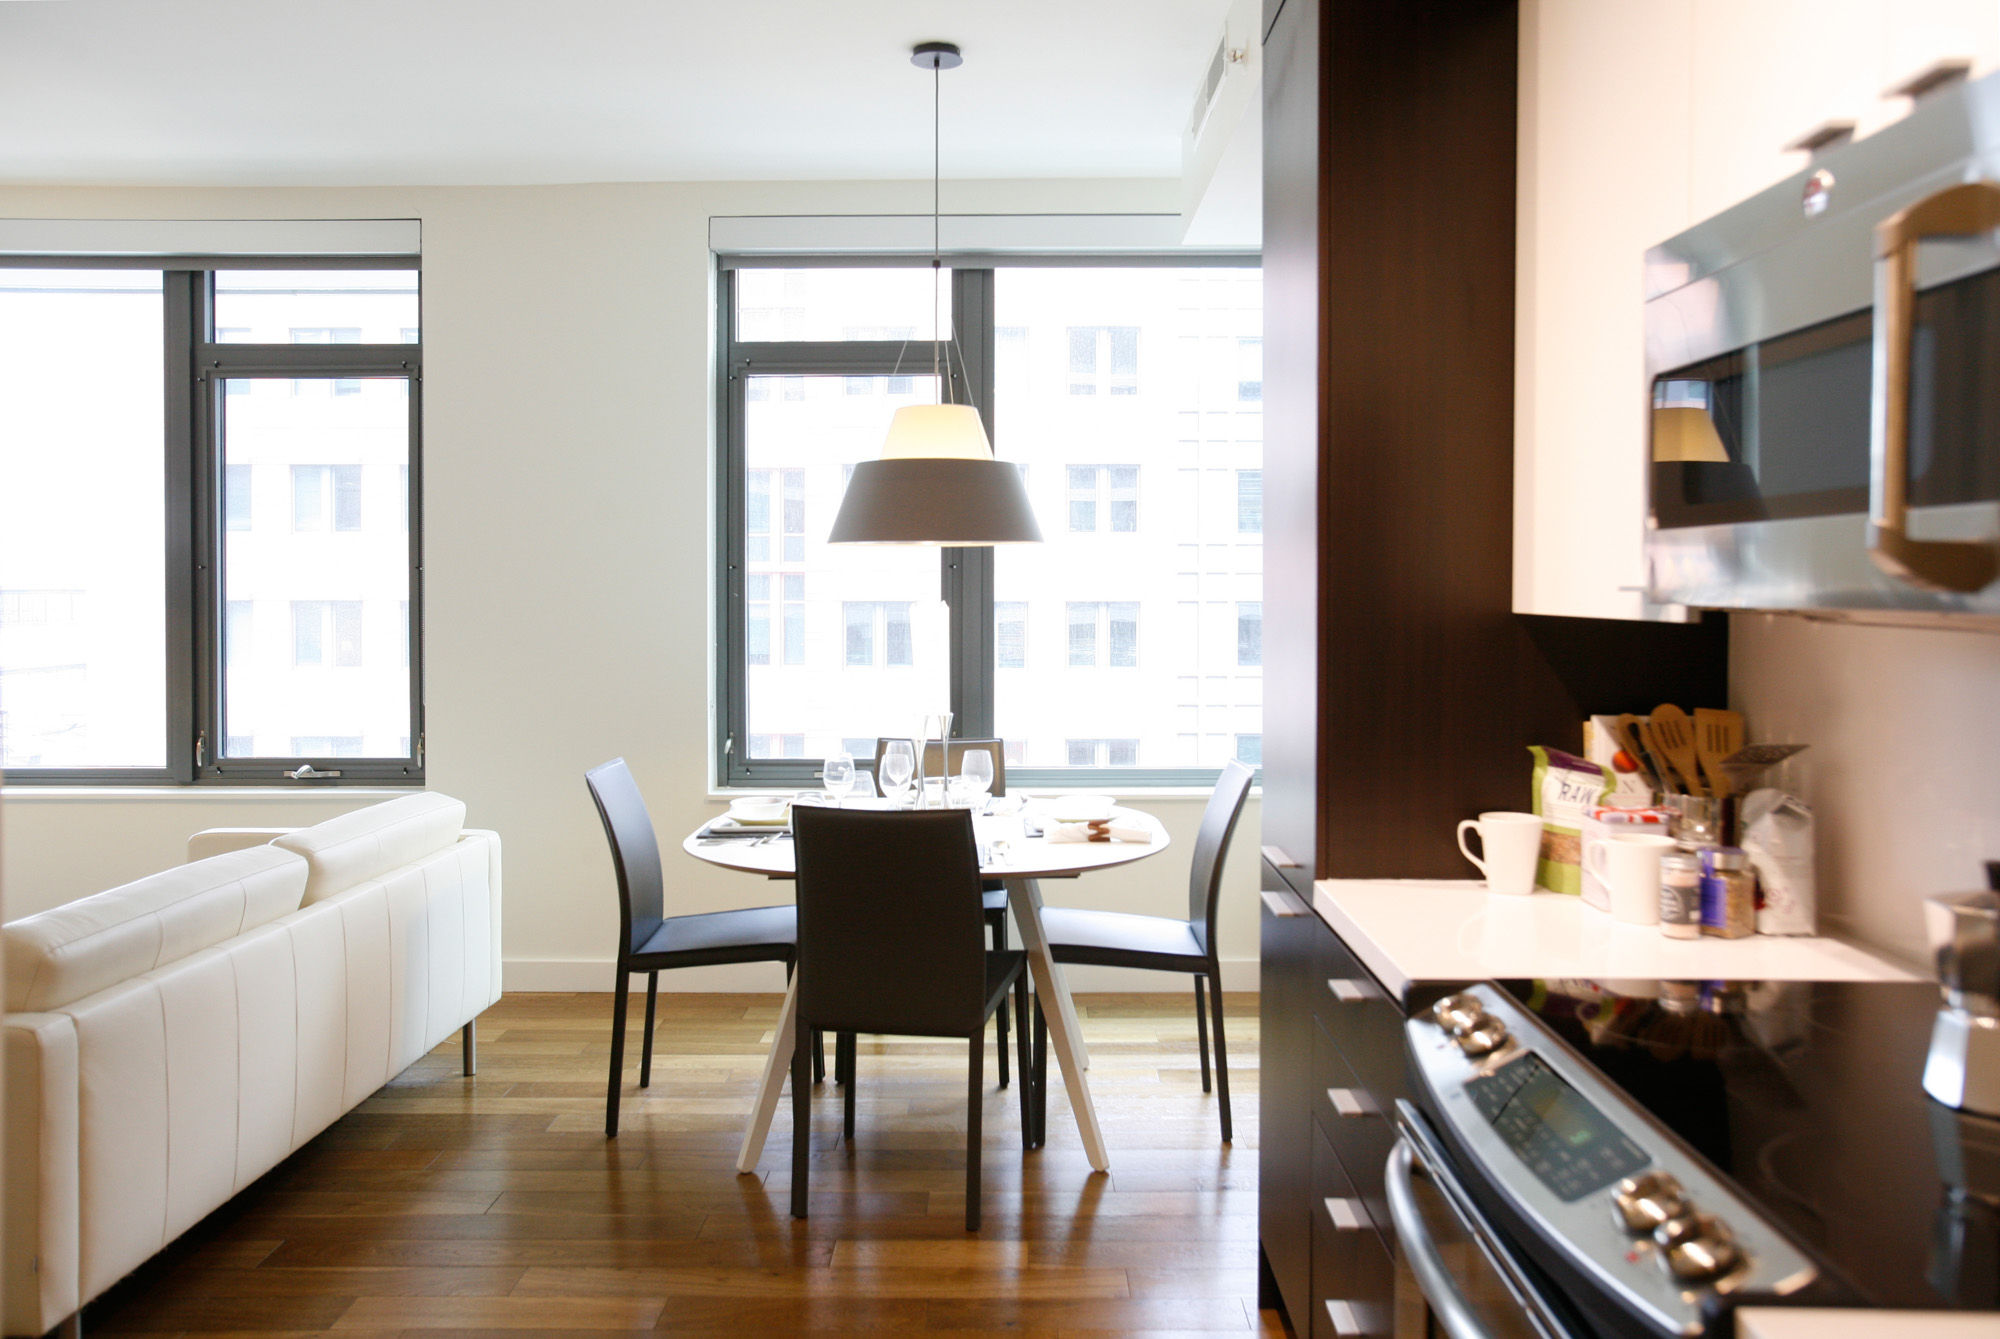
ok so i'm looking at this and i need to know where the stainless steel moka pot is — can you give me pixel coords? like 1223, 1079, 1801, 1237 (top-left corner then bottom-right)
1923, 890, 2000, 1115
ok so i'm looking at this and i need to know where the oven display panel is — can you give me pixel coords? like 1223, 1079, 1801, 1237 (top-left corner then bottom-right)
1466, 1054, 1650, 1201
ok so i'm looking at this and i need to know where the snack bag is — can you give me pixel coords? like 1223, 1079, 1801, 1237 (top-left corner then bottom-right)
1742, 789, 1816, 935
1529, 746, 1613, 895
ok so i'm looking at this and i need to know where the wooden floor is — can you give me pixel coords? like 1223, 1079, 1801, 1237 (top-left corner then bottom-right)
88, 990, 1284, 1338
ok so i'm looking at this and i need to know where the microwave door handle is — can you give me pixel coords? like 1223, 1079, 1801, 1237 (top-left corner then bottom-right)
1870, 180, 2000, 593
1386, 1138, 1499, 1339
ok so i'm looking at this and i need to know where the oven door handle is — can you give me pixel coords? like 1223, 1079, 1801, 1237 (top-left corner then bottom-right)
1869, 179, 2000, 593
1386, 1138, 1498, 1339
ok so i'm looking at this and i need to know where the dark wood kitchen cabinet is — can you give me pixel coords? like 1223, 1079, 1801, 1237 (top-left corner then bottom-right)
1256, 0, 1730, 1332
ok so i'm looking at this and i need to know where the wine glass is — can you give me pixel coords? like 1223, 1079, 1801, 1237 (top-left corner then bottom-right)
959, 749, 994, 809
879, 740, 915, 806
822, 752, 856, 807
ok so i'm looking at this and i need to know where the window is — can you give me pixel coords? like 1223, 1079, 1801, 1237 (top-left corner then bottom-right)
0, 262, 423, 783
996, 602, 1027, 669
749, 733, 805, 759
719, 261, 1260, 786
1067, 326, 1139, 395
1237, 336, 1263, 401
1235, 734, 1262, 765
1238, 470, 1262, 533
1237, 601, 1263, 667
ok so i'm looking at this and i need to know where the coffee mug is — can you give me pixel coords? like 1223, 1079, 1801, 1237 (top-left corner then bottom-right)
1584, 831, 1677, 925
1456, 812, 1544, 897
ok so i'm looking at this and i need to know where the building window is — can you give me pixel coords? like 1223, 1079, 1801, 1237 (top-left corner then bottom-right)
749, 733, 805, 759
1238, 601, 1262, 667
0, 264, 421, 783
782, 575, 805, 666
746, 471, 771, 562
781, 468, 805, 562
842, 601, 913, 668
747, 575, 771, 666
1066, 465, 1139, 533
1066, 601, 1139, 668
1066, 738, 1139, 766
1235, 734, 1262, 765
1238, 470, 1262, 533
1067, 326, 1139, 396
1237, 336, 1263, 401
996, 601, 1027, 669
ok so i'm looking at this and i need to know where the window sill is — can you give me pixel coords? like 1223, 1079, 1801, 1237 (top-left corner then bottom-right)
0, 785, 423, 802
705, 785, 1260, 803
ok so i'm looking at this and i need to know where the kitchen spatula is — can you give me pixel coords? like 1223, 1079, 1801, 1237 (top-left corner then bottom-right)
1694, 708, 1745, 797
1613, 714, 1662, 794
1648, 704, 1706, 797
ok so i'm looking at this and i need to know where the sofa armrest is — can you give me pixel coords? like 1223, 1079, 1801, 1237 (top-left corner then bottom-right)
6, 1012, 79, 1339
186, 828, 299, 863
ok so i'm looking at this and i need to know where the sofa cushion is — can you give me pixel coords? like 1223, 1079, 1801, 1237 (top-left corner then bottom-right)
4, 847, 307, 1012
273, 792, 466, 904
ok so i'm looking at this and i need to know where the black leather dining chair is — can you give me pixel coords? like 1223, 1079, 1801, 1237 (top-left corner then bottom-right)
586, 757, 800, 1138
1035, 758, 1255, 1141
790, 806, 1031, 1230
869, 736, 1014, 1086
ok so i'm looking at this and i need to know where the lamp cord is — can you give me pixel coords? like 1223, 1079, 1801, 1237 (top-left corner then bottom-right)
932, 56, 941, 401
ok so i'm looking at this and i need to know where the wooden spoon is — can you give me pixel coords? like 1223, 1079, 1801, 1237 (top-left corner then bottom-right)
1648, 704, 1706, 797
1694, 708, 1745, 797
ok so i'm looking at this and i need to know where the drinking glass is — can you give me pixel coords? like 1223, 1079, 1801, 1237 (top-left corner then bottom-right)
879, 740, 915, 805
822, 752, 856, 807
959, 749, 994, 808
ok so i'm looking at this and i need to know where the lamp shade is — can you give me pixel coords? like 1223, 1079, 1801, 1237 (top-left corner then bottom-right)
826, 403, 1043, 545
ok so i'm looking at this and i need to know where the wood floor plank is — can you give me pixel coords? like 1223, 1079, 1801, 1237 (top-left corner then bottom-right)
80, 991, 1262, 1337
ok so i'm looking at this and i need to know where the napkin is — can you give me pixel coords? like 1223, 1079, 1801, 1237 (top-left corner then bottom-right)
1045, 819, 1151, 844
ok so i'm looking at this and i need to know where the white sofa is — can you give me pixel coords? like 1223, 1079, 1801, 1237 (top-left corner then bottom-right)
3, 793, 500, 1339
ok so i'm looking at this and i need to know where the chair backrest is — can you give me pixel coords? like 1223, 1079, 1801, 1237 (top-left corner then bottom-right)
584, 758, 663, 963
872, 737, 1006, 796
1188, 759, 1257, 956
791, 806, 988, 1037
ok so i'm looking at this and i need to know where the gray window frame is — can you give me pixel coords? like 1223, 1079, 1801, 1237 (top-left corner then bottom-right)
0, 255, 424, 786
714, 252, 1258, 791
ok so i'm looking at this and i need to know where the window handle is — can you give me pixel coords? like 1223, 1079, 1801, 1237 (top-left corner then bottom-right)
285, 764, 342, 780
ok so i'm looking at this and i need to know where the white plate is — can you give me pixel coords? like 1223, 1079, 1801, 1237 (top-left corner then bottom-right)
1038, 793, 1118, 823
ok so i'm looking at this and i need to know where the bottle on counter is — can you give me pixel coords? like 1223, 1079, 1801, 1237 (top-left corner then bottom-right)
1660, 848, 1703, 940
1700, 846, 1757, 939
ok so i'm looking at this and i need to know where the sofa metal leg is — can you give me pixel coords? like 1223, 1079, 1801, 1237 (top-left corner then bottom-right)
462, 1019, 477, 1077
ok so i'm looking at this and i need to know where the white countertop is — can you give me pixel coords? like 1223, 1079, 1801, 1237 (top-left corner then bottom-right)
1310, 879, 1921, 996
1735, 1308, 2000, 1339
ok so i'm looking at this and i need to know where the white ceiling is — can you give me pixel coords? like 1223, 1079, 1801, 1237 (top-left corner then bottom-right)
0, 0, 1233, 187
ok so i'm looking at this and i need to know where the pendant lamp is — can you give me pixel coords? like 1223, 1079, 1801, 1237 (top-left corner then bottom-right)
825, 42, 1042, 546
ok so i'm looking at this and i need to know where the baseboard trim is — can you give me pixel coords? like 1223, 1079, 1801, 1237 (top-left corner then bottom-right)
503, 957, 1260, 994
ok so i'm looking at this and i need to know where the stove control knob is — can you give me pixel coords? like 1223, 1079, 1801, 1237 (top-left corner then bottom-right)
1432, 994, 1487, 1035
1654, 1213, 1741, 1282
1455, 1017, 1509, 1055
1611, 1173, 1689, 1234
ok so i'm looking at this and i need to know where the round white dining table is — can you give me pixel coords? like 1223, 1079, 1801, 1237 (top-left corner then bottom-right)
682, 805, 1172, 1174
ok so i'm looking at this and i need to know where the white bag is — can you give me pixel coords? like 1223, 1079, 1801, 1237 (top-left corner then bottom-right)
1742, 789, 1816, 935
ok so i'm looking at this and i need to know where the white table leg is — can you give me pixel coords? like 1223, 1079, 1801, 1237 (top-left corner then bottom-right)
1007, 877, 1109, 1173
1048, 960, 1089, 1069
735, 974, 798, 1174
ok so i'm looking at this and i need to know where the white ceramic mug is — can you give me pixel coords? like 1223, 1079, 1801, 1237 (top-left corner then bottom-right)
1456, 812, 1544, 897
1584, 831, 1678, 925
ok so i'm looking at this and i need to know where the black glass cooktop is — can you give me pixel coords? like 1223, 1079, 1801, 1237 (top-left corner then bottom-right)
1496, 979, 2000, 1312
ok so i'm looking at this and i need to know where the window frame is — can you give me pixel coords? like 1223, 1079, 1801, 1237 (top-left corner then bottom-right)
0, 256, 424, 786
713, 252, 1258, 791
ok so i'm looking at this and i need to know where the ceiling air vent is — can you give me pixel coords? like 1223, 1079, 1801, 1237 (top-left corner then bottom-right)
1190, 35, 1228, 137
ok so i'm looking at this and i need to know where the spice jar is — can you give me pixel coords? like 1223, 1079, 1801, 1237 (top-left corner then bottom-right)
1659, 849, 1702, 940
1700, 846, 1757, 939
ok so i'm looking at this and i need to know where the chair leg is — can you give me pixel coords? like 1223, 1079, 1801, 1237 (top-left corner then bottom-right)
639, 971, 659, 1088
1194, 975, 1212, 1094
996, 960, 1010, 1090
54, 1311, 81, 1339
461, 1019, 477, 1077
1031, 995, 1049, 1150
836, 1030, 855, 1086
966, 1030, 984, 1231
842, 1033, 857, 1140
605, 969, 630, 1138
1014, 976, 1032, 1147
791, 1013, 812, 1219
1208, 971, 1233, 1143
813, 1029, 826, 1084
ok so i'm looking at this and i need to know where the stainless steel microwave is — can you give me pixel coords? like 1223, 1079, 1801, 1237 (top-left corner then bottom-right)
1645, 68, 2000, 617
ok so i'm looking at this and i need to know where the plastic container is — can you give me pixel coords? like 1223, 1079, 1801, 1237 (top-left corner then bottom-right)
1660, 849, 1703, 940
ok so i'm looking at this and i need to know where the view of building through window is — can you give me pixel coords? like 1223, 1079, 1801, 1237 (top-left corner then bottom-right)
732, 264, 1262, 775
0, 269, 167, 768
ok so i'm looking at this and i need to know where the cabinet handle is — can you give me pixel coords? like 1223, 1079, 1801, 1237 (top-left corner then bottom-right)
1262, 844, 1301, 869
1325, 1299, 1363, 1336
1261, 890, 1309, 917
1327, 977, 1379, 1003
1869, 180, 2000, 592
1328, 1087, 1377, 1117
1323, 1196, 1365, 1229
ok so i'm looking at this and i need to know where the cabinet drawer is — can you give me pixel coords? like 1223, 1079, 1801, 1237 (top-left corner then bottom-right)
1311, 1121, 1397, 1339
1311, 1020, 1397, 1242
1311, 1016, 1371, 1134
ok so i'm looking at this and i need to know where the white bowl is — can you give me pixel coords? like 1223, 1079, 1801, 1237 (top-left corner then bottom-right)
726, 797, 791, 826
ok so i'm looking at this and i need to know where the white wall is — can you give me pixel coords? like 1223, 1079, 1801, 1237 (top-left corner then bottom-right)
0, 177, 1263, 990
